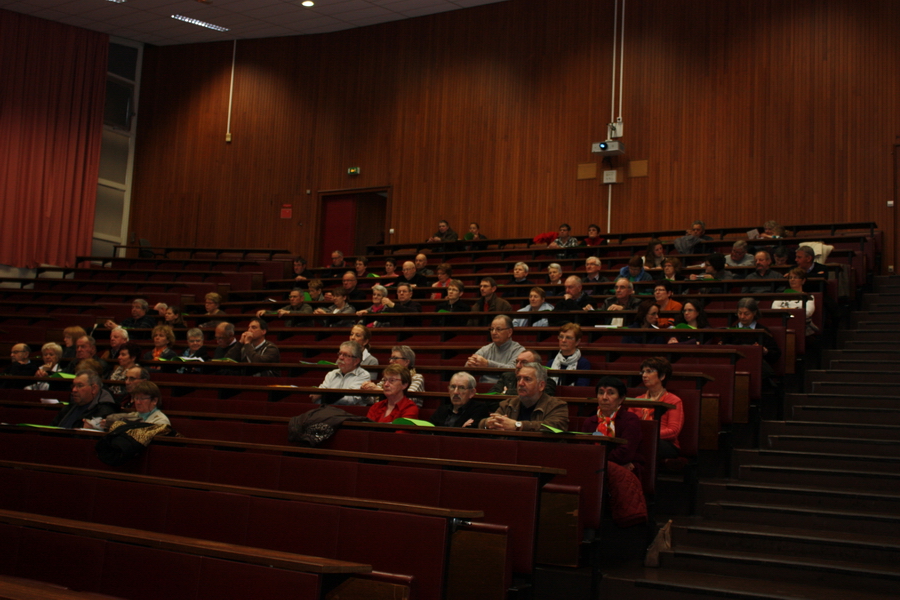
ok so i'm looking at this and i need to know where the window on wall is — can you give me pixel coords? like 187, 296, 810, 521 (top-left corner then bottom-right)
93, 39, 142, 258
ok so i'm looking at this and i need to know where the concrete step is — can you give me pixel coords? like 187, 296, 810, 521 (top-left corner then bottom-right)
838, 331, 900, 343
862, 295, 900, 310
736, 447, 900, 472
601, 567, 897, 600
872, 276, 900, 293
790, 404, 900, 425
699, 480, 900, 514
761, 419, 900, 440
851, 311, 900, 326
841, 340, 900, 351
808, 380, 896, 396
701, 499, 900, 537
659, 544, 900, 596
785, 392, 900, 409
737, 463, 900, 493
803, 369, 896, 387
764, 434, 900, 457
822, 359, 900, 371
851, 322, 900, 330
673, 519, 900, 567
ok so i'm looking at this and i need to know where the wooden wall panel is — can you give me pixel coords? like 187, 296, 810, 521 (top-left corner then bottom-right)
131, 0, 900, 269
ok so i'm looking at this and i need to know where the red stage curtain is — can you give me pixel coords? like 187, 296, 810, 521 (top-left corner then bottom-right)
0, 10, 108, 268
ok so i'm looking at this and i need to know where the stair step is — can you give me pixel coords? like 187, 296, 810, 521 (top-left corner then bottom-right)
660, 545, 900, 595
804, 369, 897, 386
826, 359, 900, 371
761, 420, 900, 440
738, 463, 900, 492
764, 435, 900, 457
601, 565, 898, 600
790, 405, 900, 425
839, 331, 900, 343
702, 500, 900, 536
736, 448, 900, 471
785, 393, 900, 409
700, 480, 900, 513
843, 341, 900, 351
808, 381, 896, 396
822, 350, 900, 363
673, 519, 900, 567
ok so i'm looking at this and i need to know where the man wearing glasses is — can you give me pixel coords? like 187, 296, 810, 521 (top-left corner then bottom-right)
3, 344, 38, 385
429, 372, 491, 428
311, 341, 372, 405
212, 322, 242, 375
465, 315, 524, 384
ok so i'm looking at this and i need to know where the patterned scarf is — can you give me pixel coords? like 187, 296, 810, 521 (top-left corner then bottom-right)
595, 409, 616, 436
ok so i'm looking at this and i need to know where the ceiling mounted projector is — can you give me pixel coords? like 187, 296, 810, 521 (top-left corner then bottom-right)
591, 140, 625, 156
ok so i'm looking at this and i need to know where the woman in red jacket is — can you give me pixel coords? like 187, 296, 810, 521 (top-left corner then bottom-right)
366, 364, 419, 423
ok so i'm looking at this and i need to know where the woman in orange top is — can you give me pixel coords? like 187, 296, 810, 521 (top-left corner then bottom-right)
653, 280, 682, 328
630, 357, 684, 459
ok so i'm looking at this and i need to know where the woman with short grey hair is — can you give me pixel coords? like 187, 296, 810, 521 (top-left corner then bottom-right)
360, 344, 425, 404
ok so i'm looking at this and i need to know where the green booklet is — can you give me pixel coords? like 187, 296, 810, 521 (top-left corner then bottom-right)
392, 418, 435, 427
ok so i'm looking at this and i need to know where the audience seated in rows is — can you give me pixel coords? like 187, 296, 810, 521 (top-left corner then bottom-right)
143, 325, 178, 368
513, 287, 553, 327
24, 342, 63, 391
428, 219, 458, 244
479, 362, 568, 431
488, 349, 557, 397
105, 298, 157, 332
258, 289, 313, 326
630, 357, 684, 460
674, 220, 712, 255
618, 255, 653, 283
100, 327, 129, 362
310, 340, 371, 405
468, 277, 512, 327
361, 345, 425, 404
366, 364, 419, 423
239, 318, 280, 377
177, 327, 209, 374
435, 279, 470, 318
314, 287, 356, 327
85, 381, 170, 431
430, 263, 452, 298
349, 324, 378, 366
642, 239, 666, 271
547, 323, 590, 386
668, 299, 710, 345
50, 370, 116, 429
429, 371, 492, 428
743, 250, 783, 293
653, 281, 682, 328
381, 282, 422, 327
508, 262, 534, 286
109, 342, 142, 394
466, 315, 524, 384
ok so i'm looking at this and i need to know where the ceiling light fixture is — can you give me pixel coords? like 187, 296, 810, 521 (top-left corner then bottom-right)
171, 14, 229, 32
302, 1, 315, 6
107, 0, 127, 4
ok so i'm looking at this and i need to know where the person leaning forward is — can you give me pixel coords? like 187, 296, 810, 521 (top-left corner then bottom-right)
479, 362, 568, 432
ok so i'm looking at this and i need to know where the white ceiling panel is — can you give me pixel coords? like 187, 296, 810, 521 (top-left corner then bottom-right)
0, 0, 509, 45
